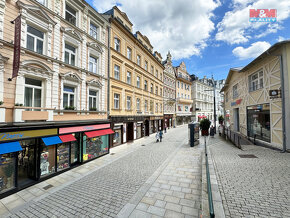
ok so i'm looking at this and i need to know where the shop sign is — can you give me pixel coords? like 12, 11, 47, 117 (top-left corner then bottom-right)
150, 116, 164, 120
59, 124, 110, 134
0, 129, 57, 142
231, 99, 242, 106
269, 89, 281, 99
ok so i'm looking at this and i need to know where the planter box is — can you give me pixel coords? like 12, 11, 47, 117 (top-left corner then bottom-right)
0, 107, 5, 122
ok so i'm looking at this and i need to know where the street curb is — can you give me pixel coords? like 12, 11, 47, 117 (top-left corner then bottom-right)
201, 137, 225, 218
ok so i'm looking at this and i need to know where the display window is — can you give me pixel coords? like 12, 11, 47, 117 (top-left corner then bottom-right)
70, 141, 79, 164
40, 145, 56, 177
83, 135, 109, 162
113, 127, 122, 146
57, 143, 70, 171
136, 124, 142, 139
0, 153, 16, 194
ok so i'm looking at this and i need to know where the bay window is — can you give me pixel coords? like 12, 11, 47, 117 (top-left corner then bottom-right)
24, 78, 42, 109
64, 43, 76, 66
63, 86, 75, 109
26, 25, 44, 54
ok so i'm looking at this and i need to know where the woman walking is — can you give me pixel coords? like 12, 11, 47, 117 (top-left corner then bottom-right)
155, 132, 160, 142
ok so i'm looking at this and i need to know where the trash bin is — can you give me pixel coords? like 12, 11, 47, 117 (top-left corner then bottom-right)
188, 122, 200, 147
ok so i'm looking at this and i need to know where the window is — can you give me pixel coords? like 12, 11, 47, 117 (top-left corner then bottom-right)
64, 43, 76, 66
160, 88, 162, 96
249, 70, 263, 92
127, 47, 132, 60
156, 86, 158, 95
26, 25, 44, 54
160, 73, 162, 81
151, 66, 154, 74
160, 104, 162, 112
24, 78, 42, 108
145, 100, 148, 111
144, 80, 148, 91
89, 90, 98, 111
145, 61, 148, 71
65, 4, 77, 26
90, 23, 98, 40
63, 85, 75, 109
137, 76, 140, 88
127, 71, 131, 84
136, 98, 140, 110
181, 93, 183, 98
178, 81, 180, 88
137, 55, 141, 66
114, 93, 120, 109
114, 38, 120, 52
155, 103, 158, 113
126, 96, 131, 110
114, 65, 120, 80
89, 56, 98, 74
151, 83, 153, 93
233, 84, 238, 99
150, 100, 153, 112
181, 83, 184, 89
37, 0, 46, 5
156, 70, 158, 78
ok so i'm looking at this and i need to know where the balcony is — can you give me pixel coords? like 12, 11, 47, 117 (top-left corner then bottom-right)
177, 98, 193, 104
14, 106, 54, 122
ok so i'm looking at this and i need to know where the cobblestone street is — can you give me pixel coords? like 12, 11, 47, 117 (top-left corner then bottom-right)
1, 126, 202, 218
208, 136, 290, 218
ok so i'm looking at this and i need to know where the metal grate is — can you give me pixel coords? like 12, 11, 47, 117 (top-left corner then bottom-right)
43, 184, 53, 190
110, 153, 115, 155
238, 154, 257, 158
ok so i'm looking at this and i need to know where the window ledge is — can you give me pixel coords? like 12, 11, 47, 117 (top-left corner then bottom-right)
125, 109, 132, 111
112, 108, 121, 111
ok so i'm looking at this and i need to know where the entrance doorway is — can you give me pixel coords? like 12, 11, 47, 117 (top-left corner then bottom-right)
234, 108, 240, 132
145, 120, 150, 136
18, 141, 37, 188
127, 122, 134, 142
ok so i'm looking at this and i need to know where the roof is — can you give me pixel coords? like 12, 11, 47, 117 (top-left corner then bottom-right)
220, 68, 242, 92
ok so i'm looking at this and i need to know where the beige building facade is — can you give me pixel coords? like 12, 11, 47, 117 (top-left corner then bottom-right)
175, 62, 193, 125
222, 41, 290, 151
0, 0, 113, 197
104, 7, 164, 146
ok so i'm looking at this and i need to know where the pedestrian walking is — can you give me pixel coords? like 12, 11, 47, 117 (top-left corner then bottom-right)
159, 130, 163, 142
164, 126, 167, 133
210, 125, 215, 137
155, 132, 160, 142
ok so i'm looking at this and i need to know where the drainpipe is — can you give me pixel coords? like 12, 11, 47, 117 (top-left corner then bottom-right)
107, 25, 111, 119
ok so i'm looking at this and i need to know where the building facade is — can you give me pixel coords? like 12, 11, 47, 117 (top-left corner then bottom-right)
222, 41, 290, 151
0, 0, 113, 198
175, 62, 193, 125
163, 52, 176, 128
104, 7, 164, 147
191, 76, 214, 122
215, 79, 225, 120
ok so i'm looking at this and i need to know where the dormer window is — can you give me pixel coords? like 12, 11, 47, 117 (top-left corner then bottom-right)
114, 38, 120, 52
65, 4, 77, 26
90, 23, 98, 40
26, 25, 44, 55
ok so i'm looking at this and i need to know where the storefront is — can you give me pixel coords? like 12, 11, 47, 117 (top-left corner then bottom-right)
0, 122, 113, 198
164, 114, 173, 129
136, 122, 142, 139
150, 116, 164, 132
247, 104, 270, 143
112, 124, 123, 147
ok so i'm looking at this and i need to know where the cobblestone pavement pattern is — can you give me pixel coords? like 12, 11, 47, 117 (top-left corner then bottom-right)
3, 126, 196, 218
208, 136, 290, 218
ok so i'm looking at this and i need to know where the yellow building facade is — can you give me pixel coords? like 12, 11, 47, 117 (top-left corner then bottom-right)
104, 7, 164, 146
222, 41, 290, 151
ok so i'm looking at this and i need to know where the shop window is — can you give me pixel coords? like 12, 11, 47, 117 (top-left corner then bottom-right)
127, 71, 131, 84
64, 43, 76, 66
144, 80, 148, 91
57, 144, 69, 171
249, 70, 263, 92
145, 61, 148, 71
136, 98, 140, 110
26, 25, 44, 55
24, 78, 42, 109
90, 23, 98, 40
89, 90, 99, 111
114, 38, 120, 52
233, 84, 238, 99
113, 126, 122, 146
89, 56, 98, 74
127, 96, 131, 110
83, 135, 109, 161
70, 140, 78, 164
127, 47, 132, 60
40, 145, 56, 177
114, 65, 120, 80
137, 55, 141, 66
65, 4, 77, 26
114, 93, 120, 109
63, 85, 75, 109
136, 76, 140, 88
0, 153, 16, 194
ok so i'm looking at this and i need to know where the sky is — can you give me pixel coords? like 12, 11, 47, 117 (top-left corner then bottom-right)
86, 0, 290, 80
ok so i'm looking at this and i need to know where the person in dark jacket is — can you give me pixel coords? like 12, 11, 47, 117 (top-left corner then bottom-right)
210, 125, 215, 137
159, 130, 163, 142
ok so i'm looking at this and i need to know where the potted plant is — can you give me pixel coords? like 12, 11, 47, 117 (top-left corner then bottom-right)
218, 115, 224, 125
0, 101, 3, 106
200, 118, 211, 136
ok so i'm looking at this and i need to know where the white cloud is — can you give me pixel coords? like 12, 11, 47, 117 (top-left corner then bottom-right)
216, 0, 290, 44
277, 36, 285, 42
93, 0, 220, 60
232, 41, 271, 60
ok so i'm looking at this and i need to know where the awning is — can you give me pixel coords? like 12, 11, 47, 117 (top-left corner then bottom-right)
59, 134, 77, 143
85, 129, 115, 138
0, 141, 23, 155
42, 136, 62, 146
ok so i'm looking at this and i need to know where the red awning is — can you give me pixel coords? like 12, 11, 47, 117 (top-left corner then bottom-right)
85, 129, 115, 138
59, 134, 77, 143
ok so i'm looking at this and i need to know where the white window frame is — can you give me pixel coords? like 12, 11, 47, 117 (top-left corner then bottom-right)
126, 96, 131, 110
127, 47, 132, 60
114, 65, 120, 80
89, 55, 99, 74
64, 43, 76, 66
63, 85, 76, 109
65, 3, 77, 26
24, 77, 43, 109
233, 84, 238, 99
136, 98, 140, 110
114, 93, 120, 109
145, 100, 148, 112
136, 76, 140, 88
144, 80, 148, 91
90, 22, 99, 40
249, 70, 263, 92
127, 71, 131, 84
114, 37, 120, 52
145, 61, 148, 71
26, 24, 45, 55
155, 103, 158, 113
137, 55, 141, 66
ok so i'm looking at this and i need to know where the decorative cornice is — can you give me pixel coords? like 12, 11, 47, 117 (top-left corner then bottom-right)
87, 42, 103, 53
86, 78, 102, 88
112, 55, 123, 63
61, 27, 83, 41
61, 71, 83, 82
